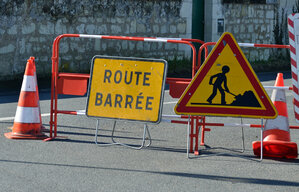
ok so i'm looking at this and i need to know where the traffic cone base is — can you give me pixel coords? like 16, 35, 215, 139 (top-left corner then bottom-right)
252, 140, 298, 159
263, 129, 291, 142
4, 131, 47, 140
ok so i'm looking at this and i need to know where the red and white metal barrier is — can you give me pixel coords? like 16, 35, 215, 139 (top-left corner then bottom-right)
288, 14, 299, 123
49, 33, 203, 140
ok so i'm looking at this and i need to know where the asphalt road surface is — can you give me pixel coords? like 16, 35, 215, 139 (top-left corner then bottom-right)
0, 72, 298, 192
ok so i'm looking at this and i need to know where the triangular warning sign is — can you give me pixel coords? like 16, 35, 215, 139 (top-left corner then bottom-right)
175, 32, 277, 119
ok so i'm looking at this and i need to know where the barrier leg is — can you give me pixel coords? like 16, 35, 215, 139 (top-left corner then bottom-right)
194, 116, 200, 155
187, 115, 190, 158
200, 116, 206, 146
240, 118, 245, 153
189, 116, 194, 153
260, 119, 264, 161
95, 120, 151, 149
95, 119, 117, 146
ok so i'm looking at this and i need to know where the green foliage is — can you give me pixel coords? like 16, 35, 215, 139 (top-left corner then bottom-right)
167, 56, 192, 78
250, 54, 290, 73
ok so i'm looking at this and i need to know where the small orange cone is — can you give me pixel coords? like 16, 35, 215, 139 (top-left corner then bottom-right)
4, 59, 48, 139
252, 73, 298, 159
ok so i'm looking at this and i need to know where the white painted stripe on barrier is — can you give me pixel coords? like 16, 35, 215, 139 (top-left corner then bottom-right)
163, 101, 178, 104
162, 114, 182, 118
223, 123, 251, 127
238, 43, 254, 47
14, 106, 40, 123
292, 79, 299, 90
290, 40, 295, 48
76, 110, 86, 115
21, 75, 36, 92
79, 34, 103, 39
295, 104, 299, 116
290, 52, 296, 61
144, 38, 168, 42
41, 113, 51, 117
157, 37, 182, 41
161, 119, 172, 123
291, 65, 297, 74
293, 93, 299, 102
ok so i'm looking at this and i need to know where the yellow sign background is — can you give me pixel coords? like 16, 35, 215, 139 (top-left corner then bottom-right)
186, 44, 266, 110
86, 56, 167, 123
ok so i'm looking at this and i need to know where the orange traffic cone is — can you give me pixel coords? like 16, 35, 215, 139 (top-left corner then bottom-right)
252, 73, 298, 159
4, 59, 48, 139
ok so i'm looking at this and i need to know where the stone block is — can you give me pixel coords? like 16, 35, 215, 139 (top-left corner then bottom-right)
59, 42, 69, 54
86, 24, 96, 34
170, 25, 176, 34
55, 19, 67, 34
121, 41, 128, 50
22, 23, 36, 35
0, 28, 5, 35
78, 17, 88, 23
248, 24, 254, 33
97, 25, 107, 34
76, 24, 85, 33
177, 22, 186, 33
39, 22, 54, 35
130, 20, 137, 33
136, 41, 143, 50
266, 10, 274, 19
94, 39, 101, 51
136, 23, 146, 33
0, 44, 15, 54
153, 24, 159, 34
257, 10, 264, 18
160, 25, 168, 34
129, 41, 135, 50
8, 25, 17, 35
111, 25, 122, 34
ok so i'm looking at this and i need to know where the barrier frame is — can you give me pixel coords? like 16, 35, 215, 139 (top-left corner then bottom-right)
49, 34, 203, 147
191, 41, 296, 159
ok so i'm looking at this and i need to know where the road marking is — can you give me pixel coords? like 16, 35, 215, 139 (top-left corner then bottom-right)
0, 101, 176, 122
0, 113, 51, 122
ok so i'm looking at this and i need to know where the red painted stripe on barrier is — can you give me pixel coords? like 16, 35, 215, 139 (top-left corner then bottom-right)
293, 85, 299, 95
292, 71, 298, 82
293, 98, 299, 107
171, 120, 188, 125
290, 45, 296, 54
289, 32, 295, 41
291, 58, 297, 68
288, 18, 294, 28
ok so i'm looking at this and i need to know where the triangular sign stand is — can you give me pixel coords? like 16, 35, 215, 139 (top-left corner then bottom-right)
175, 32, 277, 119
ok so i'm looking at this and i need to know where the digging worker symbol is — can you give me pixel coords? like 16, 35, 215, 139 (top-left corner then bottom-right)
207, 65, 230, 105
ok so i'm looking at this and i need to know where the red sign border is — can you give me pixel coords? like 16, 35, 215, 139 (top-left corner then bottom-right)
175, 32, 277, 118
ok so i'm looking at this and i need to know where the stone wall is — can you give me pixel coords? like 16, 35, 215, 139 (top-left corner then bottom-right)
205, 0, 277, 62
223, 3, 275, 61
0, 0, 191, 80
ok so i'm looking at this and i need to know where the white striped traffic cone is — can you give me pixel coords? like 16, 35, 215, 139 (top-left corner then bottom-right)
252, 73, 298, 159
4, 59, 47, 139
